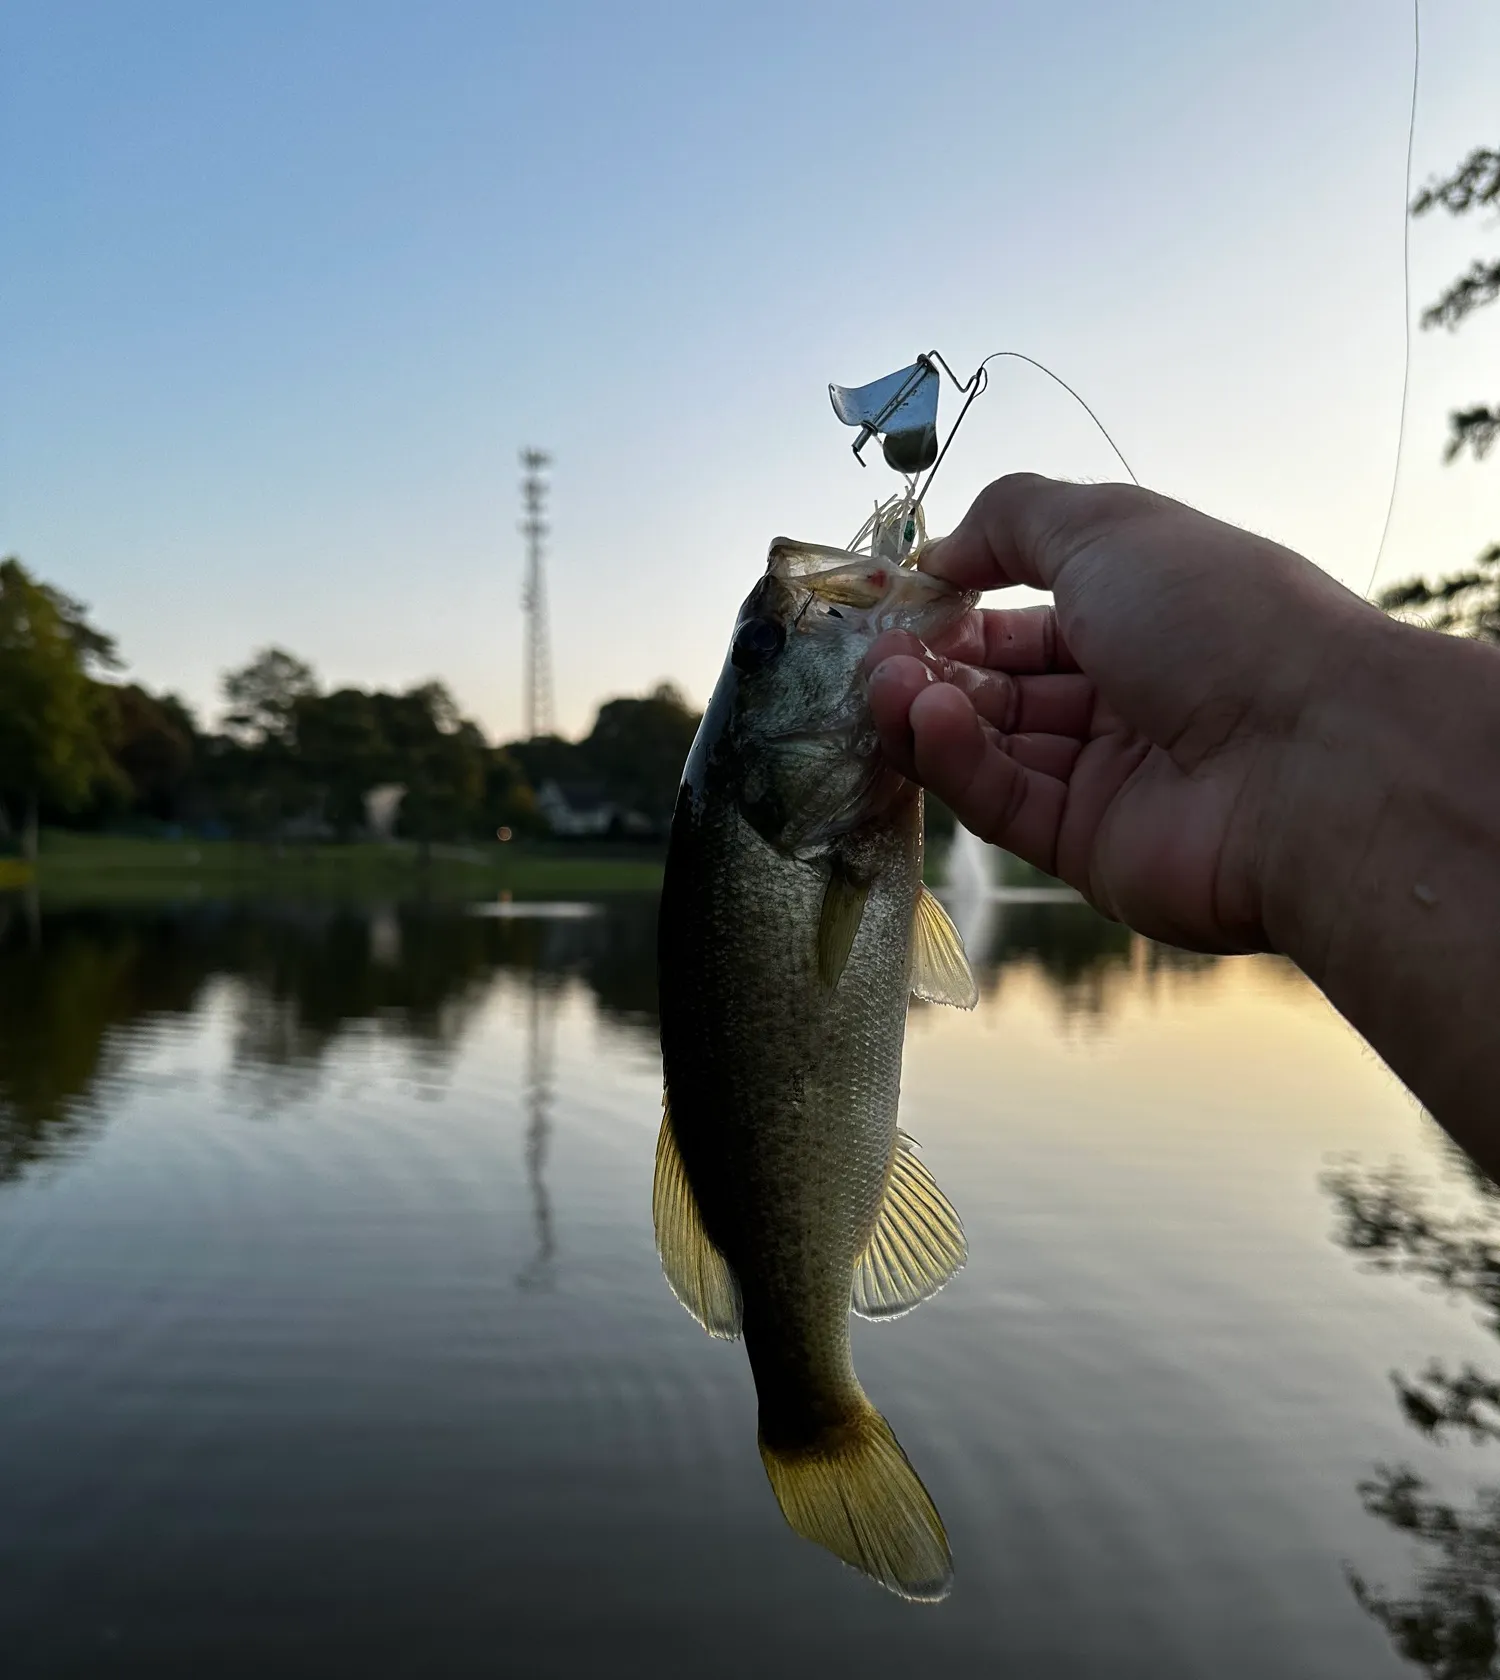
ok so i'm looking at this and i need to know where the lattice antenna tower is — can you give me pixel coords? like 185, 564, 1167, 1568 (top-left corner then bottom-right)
519, 448, 554, 739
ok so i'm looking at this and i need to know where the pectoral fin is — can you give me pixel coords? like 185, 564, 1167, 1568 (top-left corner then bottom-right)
653, 1096, 742, 1339
910, 885, 978, 1008
852, 1131, 967, 1320
818, 863, 870, 990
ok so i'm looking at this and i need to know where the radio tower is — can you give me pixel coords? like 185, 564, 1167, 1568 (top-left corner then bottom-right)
519, 449, 554, 739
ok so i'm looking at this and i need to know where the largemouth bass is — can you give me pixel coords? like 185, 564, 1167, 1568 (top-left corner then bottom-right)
655, 534, 979, 1601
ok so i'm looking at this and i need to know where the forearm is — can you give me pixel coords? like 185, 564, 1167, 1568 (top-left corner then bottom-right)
1263, 611, 1500, 1158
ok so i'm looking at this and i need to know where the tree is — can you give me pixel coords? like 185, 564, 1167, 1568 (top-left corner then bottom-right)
507, 732, 588, 795
213, 648, 320, 836
507, 683, 701, 837
287, 680, 494, 844
374, 684, 487, 846
1377, 547, 1500, 644
221, 647, 318, 745
1377, 145, 1500, 642
103, 685, 199, 823
290, 687, 389, 835
582, 682, 700, 831
0, 558, 121, 855
483, 748, 539, 837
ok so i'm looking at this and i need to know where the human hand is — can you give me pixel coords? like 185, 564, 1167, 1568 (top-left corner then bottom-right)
866, 473, 1391, 952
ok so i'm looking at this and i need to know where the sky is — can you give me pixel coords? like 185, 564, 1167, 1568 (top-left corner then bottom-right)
3, 1, 1496, 742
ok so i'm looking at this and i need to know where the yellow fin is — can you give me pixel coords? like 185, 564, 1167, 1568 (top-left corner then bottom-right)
852, 1131, 967, 1320
652, 1096, 741, 1339
910, 885, 978, 1008
817, 864, 869, 989
760, 1399, 952, 1602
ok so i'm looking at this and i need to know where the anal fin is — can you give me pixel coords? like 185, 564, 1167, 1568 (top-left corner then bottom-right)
652, 1095, 742, 1339
853, 1131, 967, 1320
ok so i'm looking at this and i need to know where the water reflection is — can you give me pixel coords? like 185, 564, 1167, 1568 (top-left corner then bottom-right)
963, 896, 1222, 1018
0, 895, 660, 1186
518, 973, 558, 1290
0, 902, 207, 1179
0, 889, 1429, 1673
1324, 1153, 1500, 1675
0, 892, 1224, 1187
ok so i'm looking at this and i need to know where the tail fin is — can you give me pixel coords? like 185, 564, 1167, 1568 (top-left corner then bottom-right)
759, 1401, 952, 1602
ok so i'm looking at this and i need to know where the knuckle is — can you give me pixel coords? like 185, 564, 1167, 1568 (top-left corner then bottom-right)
1046, 481, 1164, 558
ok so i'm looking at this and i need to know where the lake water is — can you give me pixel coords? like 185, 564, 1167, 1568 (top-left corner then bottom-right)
0, 888, 1494, 1678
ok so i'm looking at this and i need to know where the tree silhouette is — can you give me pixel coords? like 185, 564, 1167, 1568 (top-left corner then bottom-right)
0, 558, 122, 849
1324, 1156, 1500, 1675
1377, 145, 1500, 642
1348, 1467, 1500, 1679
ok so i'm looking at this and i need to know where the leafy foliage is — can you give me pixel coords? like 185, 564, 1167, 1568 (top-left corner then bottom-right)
1378, 141, 1500, 641
509, 681, 701, 833
0, 557, 691, 845
104, 686, 199, 821
582, 683, 701, 830
1376, 546, 1500, 643
1446, 410, 1500, 466
222, 647, 319, 746
1411, 147, 1500, 220
1421, 261, 1500, 334
0, 558, 122, 834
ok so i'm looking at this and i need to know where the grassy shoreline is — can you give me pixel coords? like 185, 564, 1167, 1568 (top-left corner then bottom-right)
4, 828, 1055, 905
12, 830, 665, 902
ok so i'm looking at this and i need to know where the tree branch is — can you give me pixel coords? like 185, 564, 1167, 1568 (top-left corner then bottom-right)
1445, 407, 1500, 464
1422, 260, 1500, 332
1411, 146, 1500, 217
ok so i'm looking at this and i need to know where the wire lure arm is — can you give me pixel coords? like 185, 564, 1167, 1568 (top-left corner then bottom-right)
828, 348, 1140, 521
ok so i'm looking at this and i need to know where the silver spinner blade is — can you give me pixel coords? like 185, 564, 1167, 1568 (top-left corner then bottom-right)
828, 359, 940, 474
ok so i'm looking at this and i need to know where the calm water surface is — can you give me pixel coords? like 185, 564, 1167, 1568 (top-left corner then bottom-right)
0, 890, 1492, 1678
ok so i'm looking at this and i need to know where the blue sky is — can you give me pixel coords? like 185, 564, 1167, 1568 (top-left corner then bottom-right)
3, 1, 1496, 739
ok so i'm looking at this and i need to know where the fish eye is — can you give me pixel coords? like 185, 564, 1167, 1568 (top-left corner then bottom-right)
732, 615, 786, 672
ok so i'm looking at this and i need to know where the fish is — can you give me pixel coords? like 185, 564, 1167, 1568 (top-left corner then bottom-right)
655, 529, 979, 1601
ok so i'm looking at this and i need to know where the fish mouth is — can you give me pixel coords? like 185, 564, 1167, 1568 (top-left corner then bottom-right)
741, 538, 966, 856
765, 537, 972, 638
724, 538, 971, 858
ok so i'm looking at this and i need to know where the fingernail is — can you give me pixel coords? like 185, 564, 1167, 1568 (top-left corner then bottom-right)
867, 653, 935, 688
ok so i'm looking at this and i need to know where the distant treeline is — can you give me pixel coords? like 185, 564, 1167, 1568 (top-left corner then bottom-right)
0, 556, 700, 854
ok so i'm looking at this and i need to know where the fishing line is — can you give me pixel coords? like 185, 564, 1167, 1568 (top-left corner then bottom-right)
915, 348, 1139, 509
850, 2, 1424, 540
1364, 0, 1421, 602
923, 1, 1420, 583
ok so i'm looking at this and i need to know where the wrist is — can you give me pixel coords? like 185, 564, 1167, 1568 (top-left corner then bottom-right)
1260, 608, 1500, 1117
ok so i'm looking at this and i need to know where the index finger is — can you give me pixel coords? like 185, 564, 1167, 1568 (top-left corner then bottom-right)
918, 472, 1161, 594
927, 604, 1080, 674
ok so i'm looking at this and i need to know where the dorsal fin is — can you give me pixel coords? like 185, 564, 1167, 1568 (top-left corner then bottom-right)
652, 1096, 742, 1339
852, 1132, 966, 1320
910, 885, 978, 1008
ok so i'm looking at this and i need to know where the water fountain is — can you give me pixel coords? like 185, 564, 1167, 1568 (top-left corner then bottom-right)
936, 823, 1084, 969
937, 823, 998, 966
